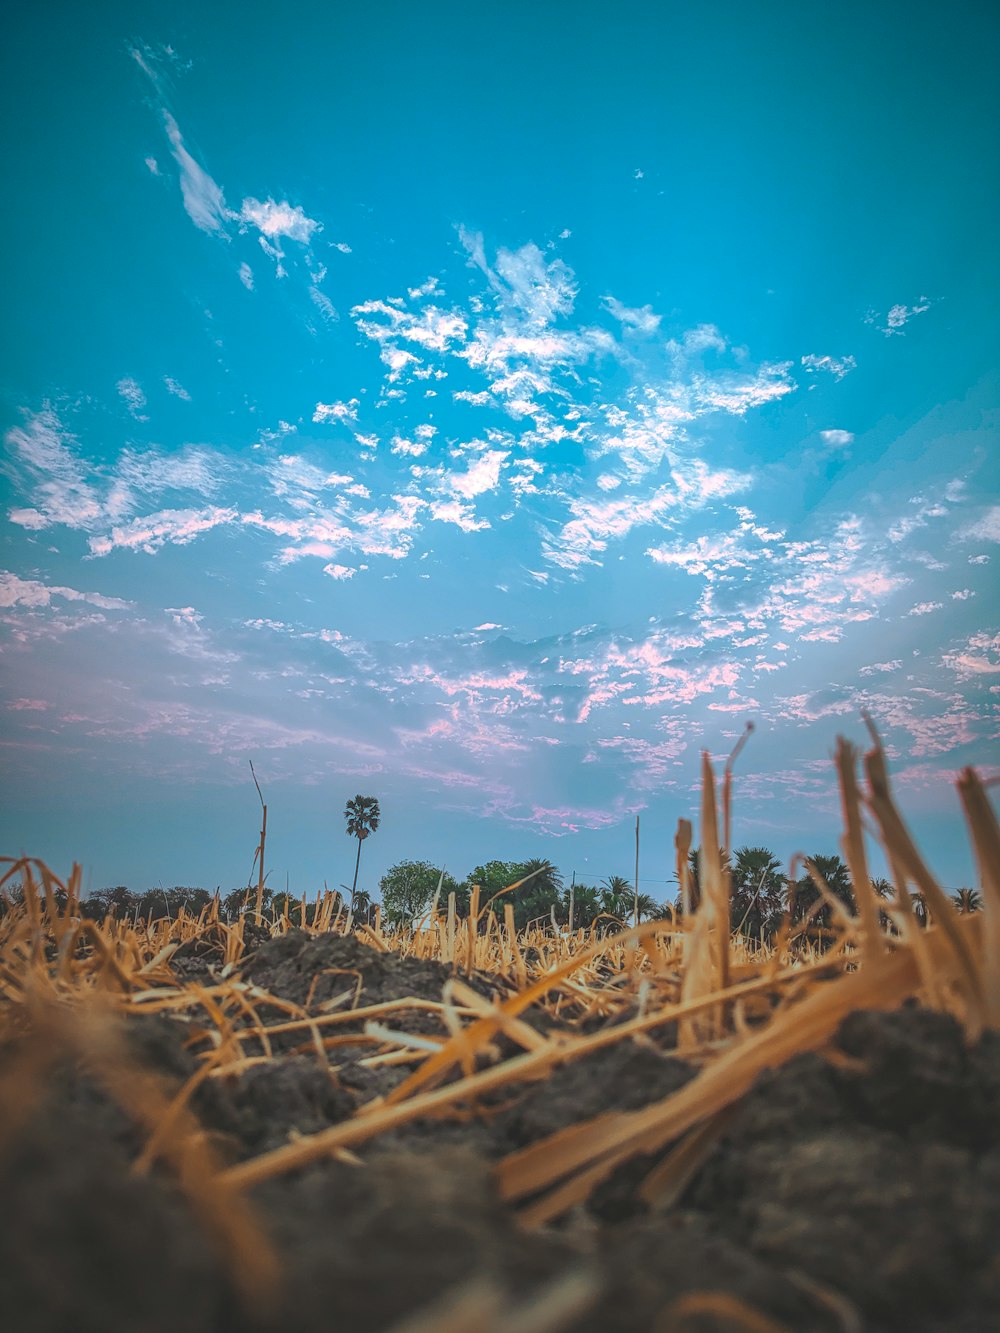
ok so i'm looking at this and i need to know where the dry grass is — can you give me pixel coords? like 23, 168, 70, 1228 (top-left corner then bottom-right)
1, 723, 997, 1319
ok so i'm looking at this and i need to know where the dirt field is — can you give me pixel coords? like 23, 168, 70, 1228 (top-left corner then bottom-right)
3, 928, 999, 1333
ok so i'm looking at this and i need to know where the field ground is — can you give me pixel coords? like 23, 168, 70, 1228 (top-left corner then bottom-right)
1, 736, 998, 1332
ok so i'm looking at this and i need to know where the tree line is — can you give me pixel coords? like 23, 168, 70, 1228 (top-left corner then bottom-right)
377, 848, 983, 937
3, 849, 979, 934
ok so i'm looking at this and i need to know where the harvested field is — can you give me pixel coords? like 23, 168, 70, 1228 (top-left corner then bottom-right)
2, 732, 998, 1332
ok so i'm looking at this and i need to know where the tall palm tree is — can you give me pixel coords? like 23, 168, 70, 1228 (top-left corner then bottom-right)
344, 795, 380, 909
951, 887, 982, 914
731, 846, 785, 939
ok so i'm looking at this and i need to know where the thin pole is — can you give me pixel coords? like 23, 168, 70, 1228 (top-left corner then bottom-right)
250, 760, 267, 926
634, 815, 640, 927
569, 870, 575, 932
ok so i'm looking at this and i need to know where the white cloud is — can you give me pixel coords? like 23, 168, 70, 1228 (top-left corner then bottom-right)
145, 156, 160, 176
5, 408, 107, 531
601, 295, 661, 334
117, 377, 147, 419
449, 449, 507, 499
801, 353, 856, 380
865, 298, 932, 337
239, 197, 321, 244
323, 563, 357, 580
310, 287, 338, 322
429, 499, 490, 532
942, 631, 1000, 680
313, 399, 359, 424
668, 324, 727, 358
819, 429, 854, 449
391, 435, 430, 458
906, 600, 943, 616
859, 660, 902, 676
162, 111, 232, 236
88, 506, 238, 556
239, 262, 254, 290
163, 377, 191, 401
961, 506, 1000, 543
0, 571, 132, 611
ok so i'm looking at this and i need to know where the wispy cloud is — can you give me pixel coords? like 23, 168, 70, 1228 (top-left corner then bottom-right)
0, 571, 132, 611
865, 298, 933, 336
116, 377, 148, 419
601, 295, 661, 334
960, 505, 1000, 544
162, 111, 232, 236
801, 353, 856, 379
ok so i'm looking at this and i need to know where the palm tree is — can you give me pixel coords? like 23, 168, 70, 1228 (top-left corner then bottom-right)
951, 887, 982, 914
792, 854, 854, 936
600, 875, 633, 923
681, 847, 732, 915
352, 888, 373, 923
344, 795, 380, 910
511, 859, 563, 931
635, 892, 668, 923
731, 846, 785, 938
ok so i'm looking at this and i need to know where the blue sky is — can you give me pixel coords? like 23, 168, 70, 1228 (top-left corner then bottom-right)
1, 1, 998, 900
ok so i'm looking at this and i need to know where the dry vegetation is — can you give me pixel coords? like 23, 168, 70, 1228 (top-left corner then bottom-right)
1, 722, 998, 1332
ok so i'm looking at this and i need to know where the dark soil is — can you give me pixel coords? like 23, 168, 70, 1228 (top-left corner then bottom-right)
2, 936, 998, 1333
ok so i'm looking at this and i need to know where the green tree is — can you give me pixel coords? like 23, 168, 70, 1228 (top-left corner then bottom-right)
561, 882, 601, 929
731, 846, 785, 938
344, 795, 381, 909
379, 861, 459, 928
600, 875, 634, 923
466, 859, 562, 931
952, 887, 982, 914
792, 854, 854, 934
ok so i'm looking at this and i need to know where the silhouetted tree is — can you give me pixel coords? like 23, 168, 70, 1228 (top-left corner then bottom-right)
952, 887, 982, 914
344, 795, 380, 909
792, 854, 854, 937
351, 889, 373, 923
635, 892, 669, 923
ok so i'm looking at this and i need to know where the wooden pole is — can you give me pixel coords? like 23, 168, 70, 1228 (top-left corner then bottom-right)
634, 815, 640, 928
